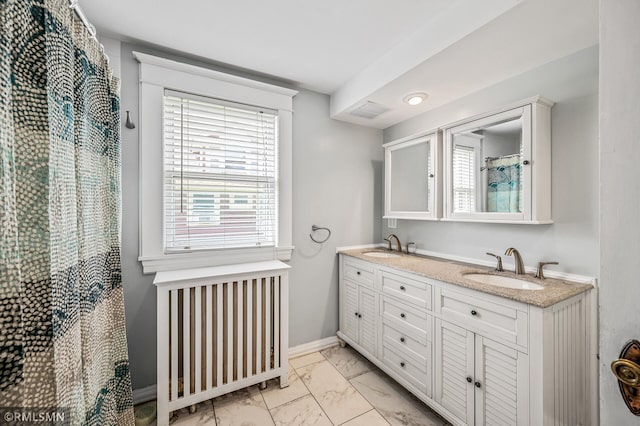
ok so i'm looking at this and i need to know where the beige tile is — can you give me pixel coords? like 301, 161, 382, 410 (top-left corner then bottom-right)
297, 360, 372, 425
261, 365, 310, 409
289, 352, 325, 369
350, 371, 446, 426
341, 409, 391, 426
270, 394, 332, 426
213, 385, 274, 426
321, 345, 375, 379
169, 400, 215, 425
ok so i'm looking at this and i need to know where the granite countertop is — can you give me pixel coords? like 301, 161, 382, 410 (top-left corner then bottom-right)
339, 248, 593, 308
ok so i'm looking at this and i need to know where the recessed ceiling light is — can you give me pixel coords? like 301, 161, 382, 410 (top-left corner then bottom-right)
404, 92, 428, 106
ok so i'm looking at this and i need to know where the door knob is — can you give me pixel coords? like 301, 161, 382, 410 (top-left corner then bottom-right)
611, 339, 640, 415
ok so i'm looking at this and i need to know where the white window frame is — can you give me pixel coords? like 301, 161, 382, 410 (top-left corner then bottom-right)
135, 52, 297, 273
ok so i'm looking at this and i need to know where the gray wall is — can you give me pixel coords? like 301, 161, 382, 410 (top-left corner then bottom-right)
383, 46, 600, 278
599, 1, 640, 423
119, 43, 382, 390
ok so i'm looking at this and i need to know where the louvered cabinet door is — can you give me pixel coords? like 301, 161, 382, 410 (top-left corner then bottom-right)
358, 286, 377, 356
435, 319, 475, 425
474, 336, 529, 426
342, 280, 360, 343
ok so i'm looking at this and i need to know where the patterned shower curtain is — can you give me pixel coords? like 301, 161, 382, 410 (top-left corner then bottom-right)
486, 156, 522, 213
0, 0, 134, 424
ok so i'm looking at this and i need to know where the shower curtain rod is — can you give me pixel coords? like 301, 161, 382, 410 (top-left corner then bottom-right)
484, 153, 521, 162
68, 0, 110, 63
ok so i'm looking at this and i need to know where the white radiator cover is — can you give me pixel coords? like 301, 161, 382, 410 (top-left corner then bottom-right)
154, 261, 290, 425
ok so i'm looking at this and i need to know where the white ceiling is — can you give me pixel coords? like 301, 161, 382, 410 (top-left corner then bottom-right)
83, 0, 598, 129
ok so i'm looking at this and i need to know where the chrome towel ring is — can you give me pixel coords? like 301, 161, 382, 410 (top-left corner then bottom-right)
310, 225, 331, 244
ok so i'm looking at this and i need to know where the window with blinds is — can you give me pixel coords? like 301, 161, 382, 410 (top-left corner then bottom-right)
163, 90, 278, 252
453, 145, 476, 212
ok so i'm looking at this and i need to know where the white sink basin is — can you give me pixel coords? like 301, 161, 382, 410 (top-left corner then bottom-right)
464, 273, 544, 291
362, 251, 402, 259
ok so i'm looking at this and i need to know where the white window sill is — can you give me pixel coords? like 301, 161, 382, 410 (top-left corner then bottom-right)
139, 246, 294, 274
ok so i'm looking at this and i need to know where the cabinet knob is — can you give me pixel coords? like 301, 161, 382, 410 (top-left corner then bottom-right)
471, 310, 477, 316
475, 381, 482, 388
400, 337, 405, 343
400, 286, 406, 291
400, 313, 406, 318
400, 362, 405, 368
358, 314, 362, 318
523, 160, 530, 165
466, 377, 472, 383
356, 271, 361, 275
354, 312, 358, 317
429, 174, 435, 178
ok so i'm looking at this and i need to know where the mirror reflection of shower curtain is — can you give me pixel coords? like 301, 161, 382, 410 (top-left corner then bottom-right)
486, 156, 522, 213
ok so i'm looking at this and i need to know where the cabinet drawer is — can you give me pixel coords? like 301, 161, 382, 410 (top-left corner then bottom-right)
382, 322, 430, 365
439, 288, 528, 348
381, 343, 430, 396
381, 296, 431, 339
343, 258, 375, 287
381, 271, 432, 310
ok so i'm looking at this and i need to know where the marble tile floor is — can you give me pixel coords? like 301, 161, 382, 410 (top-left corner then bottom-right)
142, 345, 451, 426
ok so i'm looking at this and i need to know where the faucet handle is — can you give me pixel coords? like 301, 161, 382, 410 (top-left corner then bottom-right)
536, 261, 559, 279
406, 242, 416, 254
486, 252, 504, 272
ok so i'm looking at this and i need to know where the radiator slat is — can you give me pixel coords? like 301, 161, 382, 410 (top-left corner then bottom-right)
170, 289, 178, 401
226, 283, 233, 384
265, 277, 271, 372
256, 279, 262, 374
183, 289, 191, 397
206, 285, 213, 390
274, 277, 280, 370
195, 286, 202, 394
247, 280, 253, 378
216, 284, 223, 388
238, 281, 244, 380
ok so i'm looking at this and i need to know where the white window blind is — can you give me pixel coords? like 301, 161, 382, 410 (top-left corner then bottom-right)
163, 90, 278, 252
453, 145, 476, 212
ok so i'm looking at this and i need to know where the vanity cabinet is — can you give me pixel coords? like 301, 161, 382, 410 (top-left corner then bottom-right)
435, 320, 528, 425
340, 258, 378, 356
337, 253, 595, 426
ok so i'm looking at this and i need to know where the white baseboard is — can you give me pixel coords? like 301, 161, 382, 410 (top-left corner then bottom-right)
132, 336, 340, 404
133, 384, 157, 406
288, 336, 339, 358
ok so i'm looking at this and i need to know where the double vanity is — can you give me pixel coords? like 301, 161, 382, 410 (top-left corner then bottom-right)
337, 248, 595, 426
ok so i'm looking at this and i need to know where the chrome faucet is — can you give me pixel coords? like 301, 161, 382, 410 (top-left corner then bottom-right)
505, 247, 525, 275
385, 234, 402, 252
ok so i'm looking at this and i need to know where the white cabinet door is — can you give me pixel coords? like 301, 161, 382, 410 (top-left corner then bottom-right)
359, 286, 377, 356
435, 319, 475, 425
342, 280, 359, 343
474, 335, 528, 426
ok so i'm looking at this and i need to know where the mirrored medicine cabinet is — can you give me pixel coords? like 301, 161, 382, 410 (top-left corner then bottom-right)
383, 131, 441, 220
383, 96, 554, 224
443, 96, 553, 223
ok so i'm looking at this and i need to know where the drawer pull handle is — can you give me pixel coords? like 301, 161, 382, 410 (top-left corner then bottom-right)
357, 271, 361, 275
475, 381, 482, 388
400, 285, 406, 291
471, 310, 478, 316
466, 377, 472, 383
400, 362, 406, 368
400, 313, 406, 318
400, 337, 405, 343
